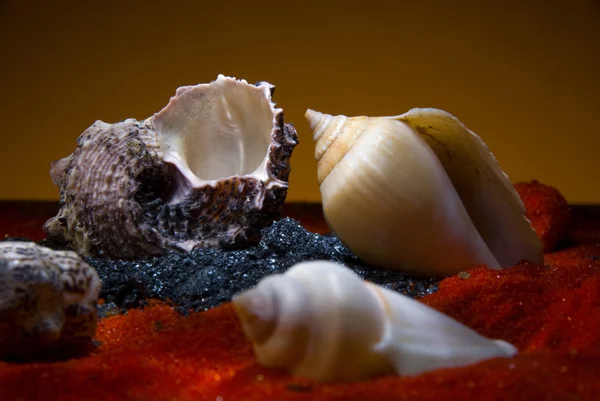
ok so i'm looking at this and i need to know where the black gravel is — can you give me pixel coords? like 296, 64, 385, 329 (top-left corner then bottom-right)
5, 218, 439, 314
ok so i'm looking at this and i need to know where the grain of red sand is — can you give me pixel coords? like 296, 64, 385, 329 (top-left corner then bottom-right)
1, 182, 599, 400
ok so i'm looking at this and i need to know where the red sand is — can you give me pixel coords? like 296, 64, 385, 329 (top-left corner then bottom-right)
515, 180, 571, 252
1, 182, 599, 400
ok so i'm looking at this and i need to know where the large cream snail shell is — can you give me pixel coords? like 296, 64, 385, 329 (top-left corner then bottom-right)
305, 108, 544, 277
233, 260, 517, 383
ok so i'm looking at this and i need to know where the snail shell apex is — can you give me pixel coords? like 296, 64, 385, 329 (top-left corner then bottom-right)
305, 108, 543, 277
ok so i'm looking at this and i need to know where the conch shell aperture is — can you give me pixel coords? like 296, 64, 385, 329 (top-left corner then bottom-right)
305, 108, 543, 277
45, 75, 298, 260
233, 260, 517, 383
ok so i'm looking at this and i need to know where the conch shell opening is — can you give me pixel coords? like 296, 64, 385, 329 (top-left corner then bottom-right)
305, 108, 543, 277
154, 76, 276, 186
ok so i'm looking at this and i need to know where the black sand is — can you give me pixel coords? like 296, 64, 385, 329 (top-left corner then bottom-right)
6, 218, 440, 314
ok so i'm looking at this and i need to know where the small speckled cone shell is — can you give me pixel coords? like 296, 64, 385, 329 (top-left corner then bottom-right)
0, 241, 101, 360
45, 76, 298, 260
306, 108, 543, 277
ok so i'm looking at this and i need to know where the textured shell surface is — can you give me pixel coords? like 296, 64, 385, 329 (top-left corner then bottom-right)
233, 260, 517, 383
45, 75, 298, 260
0, 241, 101, 360
305, 108, 543, 277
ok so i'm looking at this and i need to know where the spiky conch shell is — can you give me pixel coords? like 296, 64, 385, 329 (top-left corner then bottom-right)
305, 108, 544, 277
233, 260, 517, 383
44, 75, 299, 260
0, 241, 101, 360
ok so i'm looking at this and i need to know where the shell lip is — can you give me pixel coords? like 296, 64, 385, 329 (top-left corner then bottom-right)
392, 107, 544, 267
154, 75, 277, 122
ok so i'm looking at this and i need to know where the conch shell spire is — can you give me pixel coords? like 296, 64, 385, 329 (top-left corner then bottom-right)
305, 109, 323, 133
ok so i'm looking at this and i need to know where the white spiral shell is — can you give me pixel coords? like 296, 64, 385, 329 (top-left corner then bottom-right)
233, 260, 517, 383
305, 108, 544, 277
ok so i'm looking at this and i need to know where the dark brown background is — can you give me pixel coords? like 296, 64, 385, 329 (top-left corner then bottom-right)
1, 0, 598, 203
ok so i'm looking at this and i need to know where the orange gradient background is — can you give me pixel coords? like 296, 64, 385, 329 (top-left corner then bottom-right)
1, 0, 598, 203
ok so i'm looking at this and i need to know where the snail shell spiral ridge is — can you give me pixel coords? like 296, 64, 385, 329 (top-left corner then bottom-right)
305, 108, 543, 277
233, 260, 517, 383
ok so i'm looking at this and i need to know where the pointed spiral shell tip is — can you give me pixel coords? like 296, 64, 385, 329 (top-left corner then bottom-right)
305, 109, 326, 138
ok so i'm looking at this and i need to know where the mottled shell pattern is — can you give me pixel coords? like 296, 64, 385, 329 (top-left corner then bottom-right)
45, 75, 298, 260
0, 241, 101, 360
233, 260, 517, 383
305, 108, 543, 277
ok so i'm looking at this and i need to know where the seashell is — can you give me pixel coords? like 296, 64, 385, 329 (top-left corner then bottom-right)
44, 75, 298, 260
305, 107, 543, 277
233, 260, 517, 383
0, 241, 101, 360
